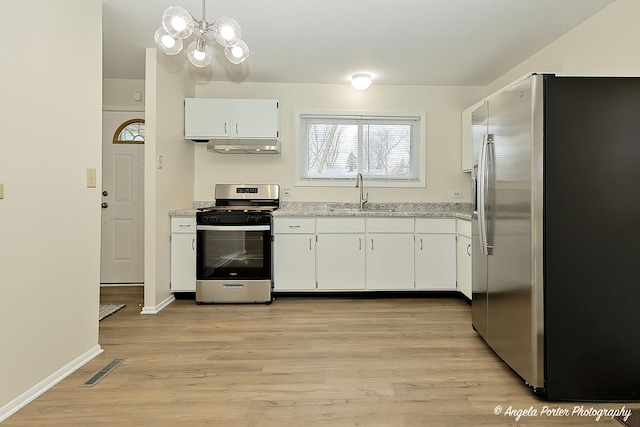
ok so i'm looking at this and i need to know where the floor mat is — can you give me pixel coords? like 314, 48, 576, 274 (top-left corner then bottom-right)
99, 304, 125, 321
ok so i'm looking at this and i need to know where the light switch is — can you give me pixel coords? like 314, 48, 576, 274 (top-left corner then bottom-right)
0, 183, 4, 199
86, 168, 97, 188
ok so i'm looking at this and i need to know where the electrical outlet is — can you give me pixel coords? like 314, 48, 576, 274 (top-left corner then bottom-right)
157, 155, 164, 169
451, 190, 462, 198
282, 187, 292, 197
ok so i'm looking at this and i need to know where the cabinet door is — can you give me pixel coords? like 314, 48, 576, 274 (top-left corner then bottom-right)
461, 99, 484, 172
184, 98, 231, 139
170, 232, 196, 292
415, 234, 456, 290
232, 99, 279, 138
317, 234, 365, 290
456, 234, 472, 299
273, 234, 316, 290
461, 108, 472, 172
366, 234, 414, 290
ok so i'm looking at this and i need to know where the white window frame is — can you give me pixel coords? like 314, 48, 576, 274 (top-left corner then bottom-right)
295, 110, 426, 187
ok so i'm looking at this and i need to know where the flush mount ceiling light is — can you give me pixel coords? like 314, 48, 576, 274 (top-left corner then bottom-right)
351, 73, 372, 90
154, 0, 249, 68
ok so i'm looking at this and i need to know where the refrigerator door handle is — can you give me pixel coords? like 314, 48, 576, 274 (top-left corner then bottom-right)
485, 134, 495, 255
478, 134, 488, 255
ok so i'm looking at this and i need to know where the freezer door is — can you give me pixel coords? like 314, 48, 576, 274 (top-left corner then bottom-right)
485, 75, 544, 390
471, 101, 489, 339
471, 212, 488, 339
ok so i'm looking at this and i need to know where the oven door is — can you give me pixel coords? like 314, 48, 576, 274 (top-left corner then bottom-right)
196, 225, 271, 281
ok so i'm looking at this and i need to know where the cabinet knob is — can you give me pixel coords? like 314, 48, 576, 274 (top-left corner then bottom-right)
101, 202, 108, 209
102, 190, 108, 197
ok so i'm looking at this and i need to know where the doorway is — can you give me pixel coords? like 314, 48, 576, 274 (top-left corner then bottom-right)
100, 111, 145, 284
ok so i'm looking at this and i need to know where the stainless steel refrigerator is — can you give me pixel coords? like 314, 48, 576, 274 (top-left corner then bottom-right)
471, 74, 640, 401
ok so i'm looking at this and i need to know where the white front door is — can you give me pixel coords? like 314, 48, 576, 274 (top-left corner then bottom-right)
100, 111, 145, 283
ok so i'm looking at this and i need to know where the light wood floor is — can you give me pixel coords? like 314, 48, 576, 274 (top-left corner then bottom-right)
4, 287, 626, 426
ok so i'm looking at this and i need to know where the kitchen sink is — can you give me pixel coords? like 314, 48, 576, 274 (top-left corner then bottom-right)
328, 208, 362, 212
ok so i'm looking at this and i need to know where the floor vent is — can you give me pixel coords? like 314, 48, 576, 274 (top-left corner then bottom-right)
82, 358, 124, 387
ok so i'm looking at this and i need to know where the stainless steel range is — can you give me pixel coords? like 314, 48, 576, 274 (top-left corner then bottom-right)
195, 184, 279, 304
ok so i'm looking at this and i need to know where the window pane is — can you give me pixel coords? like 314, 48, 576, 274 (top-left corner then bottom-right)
363, 124, 413, 179
113, 119, 145, 144
305, 123, 358, 179
298, 113, 423, 186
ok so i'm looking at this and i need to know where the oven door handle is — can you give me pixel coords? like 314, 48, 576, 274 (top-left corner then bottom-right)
196, 225, 270, 231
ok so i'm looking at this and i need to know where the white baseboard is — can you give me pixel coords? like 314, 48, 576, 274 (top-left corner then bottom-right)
0, 344, 103, 423
140, 294, 175, 315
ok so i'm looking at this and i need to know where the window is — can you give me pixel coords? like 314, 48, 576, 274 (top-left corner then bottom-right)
113, 119, 145, 144
297, 112, 424, 186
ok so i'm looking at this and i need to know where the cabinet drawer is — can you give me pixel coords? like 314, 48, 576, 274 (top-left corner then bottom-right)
366, 218, 414, 233
171, 217, 196, 233
456, 219, 471, 237
317, 218, 365, 233
415, 218, 455, 234
273, 218, 316, 234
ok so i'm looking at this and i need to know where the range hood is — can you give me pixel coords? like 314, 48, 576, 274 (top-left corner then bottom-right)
206, 140, 281, 154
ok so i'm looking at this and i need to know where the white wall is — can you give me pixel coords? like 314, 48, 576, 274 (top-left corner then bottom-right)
0, 0, 102, 418
144, 50, 195, 311
103, 78, 145, 111
193, 82, 483, 203
487, 0, 640, 93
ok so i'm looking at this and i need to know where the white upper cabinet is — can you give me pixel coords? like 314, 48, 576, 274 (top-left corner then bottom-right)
461, 99, 484, 172
461, 107, 473, 172
231, 99, 279, 139
184, 98, 279, 140
185, 98, 230, 139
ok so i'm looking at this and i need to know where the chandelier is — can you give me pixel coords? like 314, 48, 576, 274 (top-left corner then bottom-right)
154, 0, 249, 68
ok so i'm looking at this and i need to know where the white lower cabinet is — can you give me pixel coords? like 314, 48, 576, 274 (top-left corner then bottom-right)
273, 234, 316, 290
273, 216, 464, 294
366, 218, 415, 290
273, 218, 316, 290
316, 218, 365, 290
170, 217, 196, 292
415, 219, 457, 290
456, 219, 472, 299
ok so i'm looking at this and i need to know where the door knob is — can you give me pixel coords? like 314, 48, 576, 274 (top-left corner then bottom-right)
102, 202, 109, 208
102, 190, 108, 197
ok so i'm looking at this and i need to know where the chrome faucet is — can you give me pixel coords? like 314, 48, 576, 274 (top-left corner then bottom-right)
356, 173, 368, 210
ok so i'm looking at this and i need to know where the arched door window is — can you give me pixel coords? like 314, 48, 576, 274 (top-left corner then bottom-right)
113, 118, 145, 144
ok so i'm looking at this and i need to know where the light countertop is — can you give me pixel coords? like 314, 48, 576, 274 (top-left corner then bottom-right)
169, 202, 472, 221
273, 202, 471, 221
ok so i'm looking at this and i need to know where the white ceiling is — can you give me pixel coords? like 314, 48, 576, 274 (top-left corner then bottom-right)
102, 0, 616, 86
